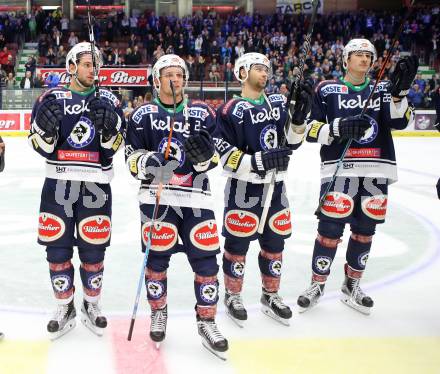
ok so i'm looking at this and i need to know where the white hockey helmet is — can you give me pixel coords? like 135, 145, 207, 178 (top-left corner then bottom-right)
152, 54, 189, 92
342, 39, 377, 70
234, 52, 271, 83
66, 42, 103, 75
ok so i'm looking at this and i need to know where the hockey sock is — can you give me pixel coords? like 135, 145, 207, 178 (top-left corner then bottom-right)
49, 261, 74, 303
311, 234, 341, 278
80, 261, 104, 303
346, 233, 373, 271
195, 274, 218, 319
258, 249, 282, 292
222, 250, 246, 293
145, 268, 167, 310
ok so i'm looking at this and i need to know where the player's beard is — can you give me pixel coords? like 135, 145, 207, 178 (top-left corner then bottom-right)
76, 75, 93, 89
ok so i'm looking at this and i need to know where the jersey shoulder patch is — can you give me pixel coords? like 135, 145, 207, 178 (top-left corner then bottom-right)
131, 103, 159, 124
38, 87, 72, 102
317, 80, 348, 97
222, 99, 254, 119
188, 100, 216, 118
268, 93, 286, 104
98, 89, 121, 107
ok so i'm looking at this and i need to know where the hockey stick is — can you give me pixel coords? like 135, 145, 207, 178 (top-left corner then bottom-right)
85, 0, 100, 99
257, 0, 319, 234
314, 0, 416, 216
127, 81, 177, 341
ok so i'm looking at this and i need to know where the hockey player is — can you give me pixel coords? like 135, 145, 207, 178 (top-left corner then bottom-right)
213, 52, 312, 326
297, 39, 417, 314
125, 54, 228, 360
28, 42, 125, 339
0, 135, 4, 172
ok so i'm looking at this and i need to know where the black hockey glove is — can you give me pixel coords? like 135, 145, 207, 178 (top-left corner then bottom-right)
88, 98, 120, 139
390, 55, 419, 98
34, 94, 63, 138
140, 152, 179, 184
183, 129, 215, 165
290, 79, 313, 127
330, 115, 371, 141
251, 147, 292, 174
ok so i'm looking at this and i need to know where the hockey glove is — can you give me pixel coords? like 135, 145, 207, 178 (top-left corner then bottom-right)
34, 94, 63, 138
140, 152, 179, 184
251, 147, 292, 174
390, 55, 419, 98
183, 129, 215, 165
88, 98, 120, 139
330, 115, 371, 141
290, 79, 313, 127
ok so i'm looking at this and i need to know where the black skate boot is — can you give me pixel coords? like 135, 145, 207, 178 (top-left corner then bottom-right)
260, 289, 292, 326
341, 274, 374, 315
224, 291, 247, 328
81, 300, 107, 336
47, 300, 77, 340
197, 315, 228, 361
297, 281, 325, 313
150, 305, 167, 348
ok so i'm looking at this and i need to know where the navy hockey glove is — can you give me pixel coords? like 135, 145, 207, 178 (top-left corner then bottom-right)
140, 152, 179, 184
34, 94, 63, 138
330, 115, 371, 141
290, 79, 313, 126
390, 55, 418, 98
251, 147, 292, 174
88, 98, 120, 139
183, 129, 215, 164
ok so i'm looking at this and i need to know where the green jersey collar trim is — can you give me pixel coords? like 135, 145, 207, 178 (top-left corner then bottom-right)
66, 85, 96, 96
339, 77, 370, 92
154, 97, 187, 113
233, 94, 265, 105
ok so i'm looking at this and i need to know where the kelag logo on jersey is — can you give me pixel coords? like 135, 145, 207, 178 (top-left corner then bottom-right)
260, 124, 278, 150
250, 107, 280, 125
338, 95, 380, 111
158, 137, 185, 166
67, 117, 95, 149
354, 114, 378, 144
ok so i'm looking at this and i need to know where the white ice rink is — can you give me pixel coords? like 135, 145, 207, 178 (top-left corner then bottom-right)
0, 136, 439, 374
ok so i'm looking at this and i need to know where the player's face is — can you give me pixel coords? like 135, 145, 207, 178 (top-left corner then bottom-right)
72, 54, 95, 88
347, 51, 372, 76
159, 66, 185, 99
248, 64, 269, 90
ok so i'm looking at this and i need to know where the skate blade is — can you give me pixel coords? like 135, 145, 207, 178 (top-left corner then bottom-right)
201, 339, 227, 361
225, 310, 245, 328
340, 296, 371, 315
49, 319, 76, 341
261, 305, 290, 326
81, 315, 105, 336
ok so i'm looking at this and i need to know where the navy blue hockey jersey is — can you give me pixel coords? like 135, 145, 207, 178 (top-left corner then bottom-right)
214, 93, 303, 184
305, 78, 413, 183
125, 97, 219, 208
28, 86, 125, 183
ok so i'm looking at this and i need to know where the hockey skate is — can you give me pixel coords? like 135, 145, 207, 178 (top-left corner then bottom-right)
297, 281, 325, 313
81, 300, 107, 336
224, 292, 247, 328
260, 289, 292, 326
150, 305, 167, 349
47, 300, 77, 340
197, 315, 228, 361
341, 275, 374, 315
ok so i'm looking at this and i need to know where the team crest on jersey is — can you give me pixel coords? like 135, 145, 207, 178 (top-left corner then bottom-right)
315, 256, 332, 273
355, 114, 378, 144
51, 275, 71, 293
358, 252, 369, 268
321, 84, 348, 97
67, 117, 96, 149
88, 273, 103, 290
260, 124, 278, 150
269, 260, 282, 277
147, 280, 165, 299
232, 101, 254, 119
231, 262, 245, 277
200, 283, 218, 304
159, 137, 185, 166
